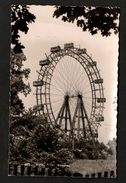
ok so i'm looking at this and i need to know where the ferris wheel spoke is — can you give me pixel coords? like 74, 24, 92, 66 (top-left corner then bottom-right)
75, 69, 90, 89
83, 98, 92, 104
53, 102, 64, 115
63, 56, 73, 92
70, 68, 88, 94
51, 96, 63, 101
83, 99, 92, 107
76, 77, 90, 95
69, 56, 79, 92
53, 68, 71, 94
83, 104, 92, 116
61, 56, 81, 94
51, 61, 68, 93
84, 106, 92, 116
75, 67, 86, 92
84, 100, 92, 108
52, 99, 67, 117
50, 93, 64, 96
50, 82, 65, 95
84, 96, 92, 101
51, 96, 63, 106
55, 57, 79, 94
81, 83, 92, 95
50, 85, 65, 96
83, 90, 92, 95
50, 59, 77, 94
51, 69, 66, 89
52, 104, 63, 115
58, 60, 68, 92
50, 74, 67, 95
60, 56, 70, 92
51, 99, 64, 105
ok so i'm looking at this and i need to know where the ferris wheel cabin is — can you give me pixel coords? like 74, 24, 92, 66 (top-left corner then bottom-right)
39, 59, 50, 66
50, 46, 61, 53
95, 116, 104, 121
64, 43, 74, 49
33, 81, 44, 87
94, 79, 103, 84
74, 49, 86, 54
97, 98, 106, 103
88, 61, 97, 67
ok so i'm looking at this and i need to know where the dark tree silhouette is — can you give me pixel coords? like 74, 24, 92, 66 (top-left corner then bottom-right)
9, 113, 73, 166
10, 49, 31, 115
10, 5, 36, 114
53, 6, 120, 37
11, 5, 36, 53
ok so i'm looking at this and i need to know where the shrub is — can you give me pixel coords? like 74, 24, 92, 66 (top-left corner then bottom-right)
73, 149, 88, 159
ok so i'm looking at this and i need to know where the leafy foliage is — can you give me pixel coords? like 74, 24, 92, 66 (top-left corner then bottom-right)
10, 49, 31, 115
53, 6, 120, 36
11, 5, 36, 53
61, 137, 108, 159
11, 5, 35, 114
107, 137, 116, 156
9, 112, 73, 165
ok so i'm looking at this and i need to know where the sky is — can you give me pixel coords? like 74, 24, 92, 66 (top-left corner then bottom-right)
19, 5, 118, 144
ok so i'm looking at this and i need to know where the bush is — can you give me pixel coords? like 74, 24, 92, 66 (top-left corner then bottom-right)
73, 149, 88, 159
55, 149, 74, 164
9, 112, 74, 166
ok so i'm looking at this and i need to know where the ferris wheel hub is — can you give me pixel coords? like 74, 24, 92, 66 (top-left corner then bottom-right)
64, 91, 83, 99
64, 94, 83, 99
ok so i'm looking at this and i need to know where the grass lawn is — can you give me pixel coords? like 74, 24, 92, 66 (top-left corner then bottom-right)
69, 159, 116, 176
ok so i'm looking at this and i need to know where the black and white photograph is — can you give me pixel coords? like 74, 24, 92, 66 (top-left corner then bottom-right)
9, 5, 119, 178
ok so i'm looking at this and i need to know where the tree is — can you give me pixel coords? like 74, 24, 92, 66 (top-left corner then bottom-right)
61, 137, 108, 159
10, 49, 31, 115
11, 5, 36, 53
10, 5, 36, 114
107, 137, 116, 156
9, 113, 73, 166
53, 6, 120, 37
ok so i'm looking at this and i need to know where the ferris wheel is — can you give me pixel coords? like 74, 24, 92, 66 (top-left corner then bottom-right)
33, 43, 106, 142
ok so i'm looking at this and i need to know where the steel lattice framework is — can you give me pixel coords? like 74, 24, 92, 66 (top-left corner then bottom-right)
33, 43, 106, 143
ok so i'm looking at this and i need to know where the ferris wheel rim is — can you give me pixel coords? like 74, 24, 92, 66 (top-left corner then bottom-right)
35, 46, 105, 128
